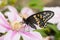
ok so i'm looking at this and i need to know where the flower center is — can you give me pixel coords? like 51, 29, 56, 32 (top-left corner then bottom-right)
11, 21, 23, 31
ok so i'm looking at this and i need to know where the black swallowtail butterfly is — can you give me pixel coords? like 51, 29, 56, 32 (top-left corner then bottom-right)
23, 11, 54, 29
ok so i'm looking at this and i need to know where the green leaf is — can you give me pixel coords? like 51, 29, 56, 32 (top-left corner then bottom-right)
7, 0, 17, 5
47, 23, 59, 33
0, 0, 7, 8
16, 5, 22, 12
0, 32, 7, 37
34, 28, 48, 37
54, 31, 60, 40
20, 36, 23, 40
34, 23, 59, 37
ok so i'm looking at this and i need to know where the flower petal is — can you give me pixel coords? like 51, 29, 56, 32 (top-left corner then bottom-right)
0, 12, 11, 30
7, 6, 18, 14
24, 24, 35, 31
0, 36, 4, 40
20, 31, 43, 40
4, 30, 12, 40
0, 25, 7, 32
4, 30, 17, 40
5, 6, 23, 22
12, 32, 20, 40
21, 7, 34, 18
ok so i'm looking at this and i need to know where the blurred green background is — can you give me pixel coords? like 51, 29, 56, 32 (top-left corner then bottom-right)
0, 0, 44, 11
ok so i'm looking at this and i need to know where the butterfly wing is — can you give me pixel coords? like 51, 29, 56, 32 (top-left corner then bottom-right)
24, 11, 54, 29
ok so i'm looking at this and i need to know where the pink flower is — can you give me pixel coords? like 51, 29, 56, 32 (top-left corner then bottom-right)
0, 6, 43, 40
0, 36, 4, 40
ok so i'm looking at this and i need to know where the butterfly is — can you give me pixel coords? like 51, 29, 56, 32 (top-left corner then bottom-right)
23, 11, 54, 29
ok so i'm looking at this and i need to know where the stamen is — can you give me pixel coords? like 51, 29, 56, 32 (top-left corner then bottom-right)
11, 21, 23, 31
